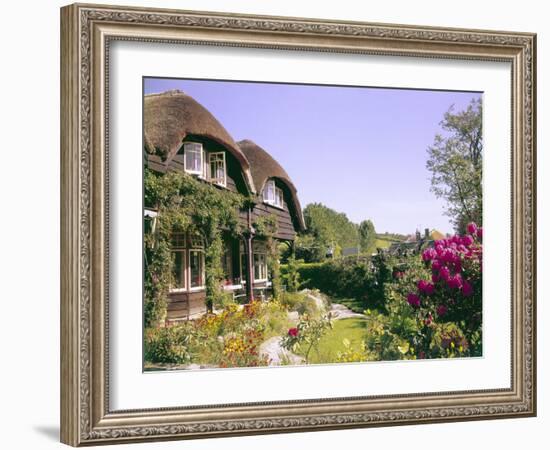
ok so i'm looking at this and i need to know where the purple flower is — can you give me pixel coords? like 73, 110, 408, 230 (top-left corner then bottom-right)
461, 235, 474, 247
439, 266, 451, 281
422, 248, 437, 261
476, 227, 483, 240
467, 222, 478, 235
432, 259, 442, 272
432, 273, 440, 283
417, 279, 435, 295
436, 304, 448, 317
462, 280, 474, 297
407, 293, 421, 308
447, 274, 463, 290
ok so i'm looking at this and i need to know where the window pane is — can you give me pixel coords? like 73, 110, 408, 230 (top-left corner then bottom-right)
190, 250, 204, 288
254, 253, 260, 280
172, 251, 185, 289
222, 246, 232, 281
189, 233, 204, 248
253, 253, 267, 280
263, 180, 275, 203
184, 143, 202, 173
275, 187, 284, 207
209, 153, 225, 185
171, 232, 186, 248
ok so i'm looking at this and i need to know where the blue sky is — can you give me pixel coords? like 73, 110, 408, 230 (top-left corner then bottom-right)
144, 77, 481, 235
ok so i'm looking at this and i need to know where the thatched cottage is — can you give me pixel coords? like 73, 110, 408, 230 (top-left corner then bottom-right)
144, 90, 305, 320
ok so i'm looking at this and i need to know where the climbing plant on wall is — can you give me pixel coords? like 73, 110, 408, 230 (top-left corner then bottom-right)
143, 167, 245, 327
253, 214, 282, 301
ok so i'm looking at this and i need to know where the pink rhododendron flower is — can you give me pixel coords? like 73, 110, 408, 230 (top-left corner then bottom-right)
432, 273, 440, 283
288, 328, 298, 337
431, 259, 442, 272
436, 304, 448, 317
462, 280, 474, 297
461, 235, 474, 247
467, 222, 478, 235
447, 274, 463, 290
476, 227, 483, 240
439, 266, 451, 281
417, 279, 435, 295
422, 248, 437, 261
407, 293, 421, 308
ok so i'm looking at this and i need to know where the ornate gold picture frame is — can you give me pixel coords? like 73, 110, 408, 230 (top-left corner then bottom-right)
60, 3, 536, 446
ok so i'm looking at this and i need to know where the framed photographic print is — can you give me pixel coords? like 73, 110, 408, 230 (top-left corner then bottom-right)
60, 3, 537, 446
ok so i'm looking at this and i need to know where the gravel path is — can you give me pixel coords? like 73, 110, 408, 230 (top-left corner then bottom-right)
259, 336, 304, 366
329, 303, 367, 320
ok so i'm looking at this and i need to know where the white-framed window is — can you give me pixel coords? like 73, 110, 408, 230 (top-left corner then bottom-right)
239, 241, 268, 282
209, 152, 226, 187
189, 232, 205, 290
253, 253, 267, 281
189, 249, 205, 290
262, 179, 284, 208
274, 186, 284, 208
170, 232, 186, 292
183, 142, 204, 175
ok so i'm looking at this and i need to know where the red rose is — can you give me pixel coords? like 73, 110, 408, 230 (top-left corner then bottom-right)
288, 328, 299, 337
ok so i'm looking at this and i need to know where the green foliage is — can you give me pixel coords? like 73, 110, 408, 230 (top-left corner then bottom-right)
296, 203, 360, 262
281, 256, 391, 310
254, 214, 282, 301
358, 219, 376, 254
281, 314, 333, 364
144, 324, 196, 364
427, 98, 482, 233
283, 254, 302, 292
143, 167, 246, 325
279, 291, 323, 318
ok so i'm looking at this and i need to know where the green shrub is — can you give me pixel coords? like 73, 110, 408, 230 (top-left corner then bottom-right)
281, 257, 388, 310
280, 291, 321, 317
144, 325, 196, 364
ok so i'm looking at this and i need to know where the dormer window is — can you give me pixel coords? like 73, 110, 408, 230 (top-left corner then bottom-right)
209, 152, 226, 187
183, 142, 204, 175
263, 179, 284, 208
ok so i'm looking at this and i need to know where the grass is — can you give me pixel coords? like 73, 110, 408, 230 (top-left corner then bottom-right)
296, 317, 369, 364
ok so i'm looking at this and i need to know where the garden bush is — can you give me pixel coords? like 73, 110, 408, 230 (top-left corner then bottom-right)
366, 223, 483, 359
144, 324, 197, 364
279, 291, 321, 317
281, 256, 387, 309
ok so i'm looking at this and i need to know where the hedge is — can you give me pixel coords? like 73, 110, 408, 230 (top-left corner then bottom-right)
281, 257, 386, 309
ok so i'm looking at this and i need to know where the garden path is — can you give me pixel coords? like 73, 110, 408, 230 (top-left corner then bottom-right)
260, 292, 367, 366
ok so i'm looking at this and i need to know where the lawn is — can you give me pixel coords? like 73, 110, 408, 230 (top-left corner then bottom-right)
296, 317, 368, 364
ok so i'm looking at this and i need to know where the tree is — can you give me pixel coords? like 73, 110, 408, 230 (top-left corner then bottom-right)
358, 219, 376, 254
297, 203, 360, 262
426, 98, 482, 233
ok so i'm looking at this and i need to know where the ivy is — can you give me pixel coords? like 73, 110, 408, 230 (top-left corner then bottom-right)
254, 214, 282, 300
143, 167, 245, 326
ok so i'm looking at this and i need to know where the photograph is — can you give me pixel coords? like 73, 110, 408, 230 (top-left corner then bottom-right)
142, 78, 483, 371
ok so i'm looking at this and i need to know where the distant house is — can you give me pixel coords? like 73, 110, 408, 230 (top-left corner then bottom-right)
144, 90, 305, 320
388, 228, 441, 256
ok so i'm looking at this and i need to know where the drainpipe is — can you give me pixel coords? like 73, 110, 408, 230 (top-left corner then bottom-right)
244, 206, 255, 303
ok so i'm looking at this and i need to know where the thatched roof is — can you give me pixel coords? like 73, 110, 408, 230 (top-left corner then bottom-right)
237, 139, 305, 231
144, 90, 255, 192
